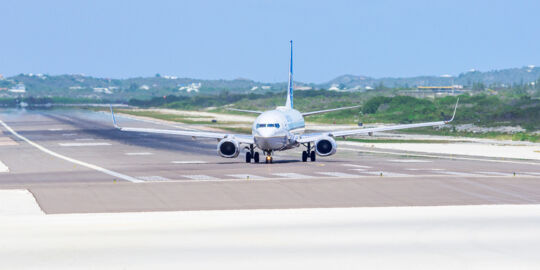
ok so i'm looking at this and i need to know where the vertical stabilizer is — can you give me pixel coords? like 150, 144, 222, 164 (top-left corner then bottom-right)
285, 40, 294, 109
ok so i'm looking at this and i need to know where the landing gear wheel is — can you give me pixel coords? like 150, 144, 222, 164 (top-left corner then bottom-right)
245, 151, 252, 163
302, 151, 308, 162
310, 151, 316, 162
253, 152, 260, 163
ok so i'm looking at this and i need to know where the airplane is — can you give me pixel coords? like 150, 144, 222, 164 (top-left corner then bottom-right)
110, 40, 459, 164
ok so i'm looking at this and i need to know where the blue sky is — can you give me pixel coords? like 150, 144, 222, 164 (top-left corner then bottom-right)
1, 0, 539, 83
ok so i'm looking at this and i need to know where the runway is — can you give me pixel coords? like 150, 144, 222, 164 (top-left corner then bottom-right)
1, 108, 540, 214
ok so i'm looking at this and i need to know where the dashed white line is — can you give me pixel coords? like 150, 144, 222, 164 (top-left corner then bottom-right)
0, 119, 142, 183
125, 152, 153, 156
522, 172, 540, 176
342, 164, 372, 168
227, 174, 267, 180
171, 161, 207, 164
387, 159, 431, 163
0, 161, 9, 173
59, 142, 111, 147
436, 171, 483, 177
182, 175, 219, 180
47, 128, 63, 131
273, 173, 313, 179
477, 171, 514, 176
138, 176, 171, 181
61, 133, 77, 136
361, 171, 411, 177
317, 172, 359, 178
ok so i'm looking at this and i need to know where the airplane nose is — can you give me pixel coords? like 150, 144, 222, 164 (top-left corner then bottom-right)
258, 128, 276, 138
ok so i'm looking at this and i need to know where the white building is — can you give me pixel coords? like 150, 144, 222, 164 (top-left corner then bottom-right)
178, 82, 201, 93
9, 83, 26, 93
93, 87, 112, 94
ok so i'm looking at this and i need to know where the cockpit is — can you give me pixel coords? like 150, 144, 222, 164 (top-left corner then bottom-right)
256, 123, 280, 128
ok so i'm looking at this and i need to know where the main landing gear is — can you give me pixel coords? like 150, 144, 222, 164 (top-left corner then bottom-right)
302, 142, 316, 162
245, 144, 260, 163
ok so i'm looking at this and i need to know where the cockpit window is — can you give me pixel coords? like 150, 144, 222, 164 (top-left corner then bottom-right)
256, 123, 280, 128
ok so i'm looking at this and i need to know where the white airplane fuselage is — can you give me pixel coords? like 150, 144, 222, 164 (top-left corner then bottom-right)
252, 106, 304, 152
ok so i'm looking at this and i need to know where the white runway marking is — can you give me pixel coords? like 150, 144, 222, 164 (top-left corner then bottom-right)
125, 152, 153, 156
522, 172, 540, 176
317, 172, 359, 178
183, 175, 219, 180
436, 171, 483, 177
342, 164, 372, 168
406, 168, 445, 171
227, 174, 267, 180
0, 119, 142, 183
61, 133, 77, 136
138, 176, 171, 181
0, 161, 9, 173
387, 159, 432, 163
362, 171, 411, 177
273, 173, 313, 179
75, 138, 95, 141
47, 128, 63, 131
171, 161, 207, 164
477, 171, 514, 176
0, 189, 43, 215
59, 142, 111, 147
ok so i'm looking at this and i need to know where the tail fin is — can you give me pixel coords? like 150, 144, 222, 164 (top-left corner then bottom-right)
285, 40, 294, 109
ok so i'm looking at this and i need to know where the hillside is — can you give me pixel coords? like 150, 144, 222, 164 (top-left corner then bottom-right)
0, 65, 539, 100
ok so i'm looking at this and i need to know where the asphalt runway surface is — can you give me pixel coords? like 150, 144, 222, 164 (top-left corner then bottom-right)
1, 108, 540, 214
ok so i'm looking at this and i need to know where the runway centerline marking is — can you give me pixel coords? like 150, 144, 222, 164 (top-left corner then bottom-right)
436, 171, 483, 177
317, 172, 359, 178
59, 142, 111, 147
171, 161, 207, 164
0, 161, 9, 173
387, 159, 431, 163
361, 171, 411, 177
273, 173, 313, 178
227, 174, 267, 180
342, 164, 372, 168
0, 119, 142, 183
477, 171, 513, 176
183, 175, 219, 180
138, 176, 171, 181
125, 152, 153, 156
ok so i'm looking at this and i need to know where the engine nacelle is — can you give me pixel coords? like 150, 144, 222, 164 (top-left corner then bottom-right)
315, 136, 337, 156
217, 139, 240, 158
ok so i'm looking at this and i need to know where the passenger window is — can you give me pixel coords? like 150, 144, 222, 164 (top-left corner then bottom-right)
257, 124, 266, 128
267, 124, 275, 127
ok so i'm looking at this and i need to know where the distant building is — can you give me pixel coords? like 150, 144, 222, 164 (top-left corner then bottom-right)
261, 86, 271, 90
69, 86, 83, 90
139, 85, 150, 90
9, 83, 26, 93
417, 85, 463, 92
178, 82, 201, 93
93, 87, 112, 94
250, 86, 259, 91
294, 86, 312, 91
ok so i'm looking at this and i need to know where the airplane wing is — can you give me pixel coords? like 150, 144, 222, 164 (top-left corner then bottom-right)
296, 99, 459, 143
110, 106, 254, 144
302, 105, 361, 116
227, 108, 263, 114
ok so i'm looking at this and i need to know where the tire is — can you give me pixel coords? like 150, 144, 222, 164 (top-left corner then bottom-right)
302, 151, 308, 162
310, 151, 316, 162
254, 152, 260, 163
245, 152, 252, 163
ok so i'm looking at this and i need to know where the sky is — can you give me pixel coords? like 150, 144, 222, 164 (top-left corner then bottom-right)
1, 0, 539, 83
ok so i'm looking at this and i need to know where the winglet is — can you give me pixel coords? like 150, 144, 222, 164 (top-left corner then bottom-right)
109, 104, 119, 128
445, 98, 459, 123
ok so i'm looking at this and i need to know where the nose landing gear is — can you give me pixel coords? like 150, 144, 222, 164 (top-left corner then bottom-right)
264, 150, 273, 164
302, 142, 316, 162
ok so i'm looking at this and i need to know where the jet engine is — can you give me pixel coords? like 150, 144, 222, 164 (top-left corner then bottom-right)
217, 139, 240, 158
315, 136, 337, 156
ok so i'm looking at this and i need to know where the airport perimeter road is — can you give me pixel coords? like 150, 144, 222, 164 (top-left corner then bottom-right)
1, 109, 540, 214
